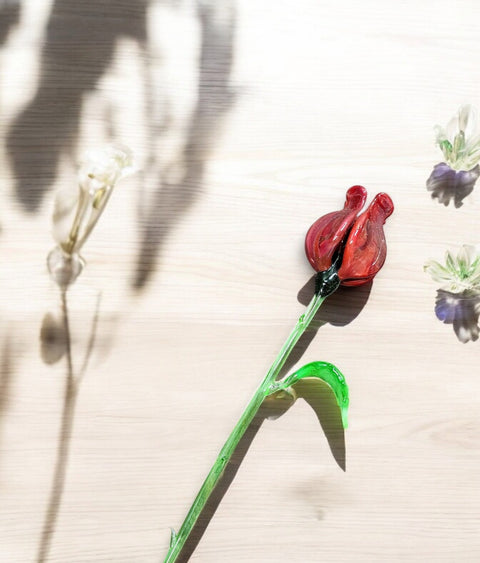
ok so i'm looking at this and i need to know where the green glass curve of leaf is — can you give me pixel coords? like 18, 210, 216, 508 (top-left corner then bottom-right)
272, 361, 349, 429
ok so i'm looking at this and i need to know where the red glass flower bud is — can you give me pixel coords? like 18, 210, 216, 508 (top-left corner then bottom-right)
337, 192, 394, 286
305, 185, 367, 272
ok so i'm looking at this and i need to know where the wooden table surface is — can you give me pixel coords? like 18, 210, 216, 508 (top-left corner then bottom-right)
1, 1, 480, 561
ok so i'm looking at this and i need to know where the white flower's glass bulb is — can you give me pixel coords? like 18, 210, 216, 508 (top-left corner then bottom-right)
47, 246, 85, 288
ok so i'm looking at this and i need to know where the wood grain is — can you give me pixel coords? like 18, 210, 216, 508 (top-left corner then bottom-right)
1, 0, 480, 561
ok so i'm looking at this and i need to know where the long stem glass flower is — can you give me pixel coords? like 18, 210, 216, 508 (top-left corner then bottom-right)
47, 144, 134, 288
427, 105, 480, 207
39, 145, 133, 563
164, 186, 394, 562
424, 245, 480, 342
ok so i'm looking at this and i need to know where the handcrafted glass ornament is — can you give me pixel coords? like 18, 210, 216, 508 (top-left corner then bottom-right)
427, 105, 480, 207
164, 186, 394, 563
337, 192, 394, 286
425, 245, 480, 342
305, 187, 394, 293
47, 144, 134, 288
305, 185, 367, 273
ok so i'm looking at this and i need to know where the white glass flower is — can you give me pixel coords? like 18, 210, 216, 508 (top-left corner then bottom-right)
48, 144, 134, 288
78, 144, 134, 195
434, 105, 480, 171
424, 245, 480, 293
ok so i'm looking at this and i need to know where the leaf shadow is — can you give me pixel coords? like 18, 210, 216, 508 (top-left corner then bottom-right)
0, 0, 21, 46
293, 378, 346, 471
6, 0, 149, 212
132, 0, 236, 291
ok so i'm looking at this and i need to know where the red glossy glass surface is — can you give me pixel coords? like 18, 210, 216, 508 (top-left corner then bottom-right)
305, 185, 367, 272
337, 192, 394, 286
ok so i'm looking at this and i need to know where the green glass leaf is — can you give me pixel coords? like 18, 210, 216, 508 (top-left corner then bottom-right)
273, 361, 349, 429
266, 361, 349, 471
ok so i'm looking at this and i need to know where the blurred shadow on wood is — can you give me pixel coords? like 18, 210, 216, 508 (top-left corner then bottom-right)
0, 0, 21, 46
37, 372, 77, 563
133, 0, 236, 291
37, 291, 76, 563
0, 334, 13, 425
37, 291, 100, 562
279, 276, 372, 378
6, 0, 148, 212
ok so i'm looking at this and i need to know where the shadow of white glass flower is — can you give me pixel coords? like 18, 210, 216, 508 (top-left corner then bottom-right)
427, 106, 480, 207
434, 289, 480, 343
425, 245, 480, 342
47, 144, 134, 288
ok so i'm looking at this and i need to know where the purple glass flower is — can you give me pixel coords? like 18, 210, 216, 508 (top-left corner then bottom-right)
435, 289, 480, 343
426, 163, 480, 208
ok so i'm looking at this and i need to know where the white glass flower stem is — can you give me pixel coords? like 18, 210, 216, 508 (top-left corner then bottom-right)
73, 186, 113, 252
163, 290, 327, 563
37, 290, 78, 563
63, 189, 90, 255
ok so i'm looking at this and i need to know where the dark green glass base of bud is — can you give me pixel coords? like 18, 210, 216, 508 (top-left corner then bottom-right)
315, 265, 341, 298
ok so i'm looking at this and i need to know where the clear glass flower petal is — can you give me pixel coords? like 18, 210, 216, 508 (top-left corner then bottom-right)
424, 245, 480, 293
78, 143, 134, 194
50, 144, 135, 256
435, 105, 480, 171
51, 185, 79, 245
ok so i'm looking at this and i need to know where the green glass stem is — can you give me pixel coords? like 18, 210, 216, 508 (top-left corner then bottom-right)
164, 289, 328, 563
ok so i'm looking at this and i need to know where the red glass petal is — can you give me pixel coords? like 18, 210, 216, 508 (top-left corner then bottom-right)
337, 192, 394, 286
305, 185, 367, 272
